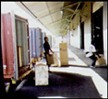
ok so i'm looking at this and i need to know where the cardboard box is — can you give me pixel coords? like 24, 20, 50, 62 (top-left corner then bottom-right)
96, 56, 106, 66
59, 43, 68, 65
46, 54, 54, 65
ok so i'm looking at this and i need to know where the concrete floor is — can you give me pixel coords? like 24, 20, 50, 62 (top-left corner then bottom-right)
7, 46, 107, 98
39, 46, 107, 98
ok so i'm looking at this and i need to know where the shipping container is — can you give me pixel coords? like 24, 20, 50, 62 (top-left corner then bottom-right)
29, 28, 37, 59
29, 27, 43, 60
15, 15, 30, 79
1, 13, 14, 79
1, 13, 31, 80
35, 28, 42, 57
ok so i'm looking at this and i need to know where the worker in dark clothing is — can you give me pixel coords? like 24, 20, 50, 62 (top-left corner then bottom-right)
43, 36, 54, 69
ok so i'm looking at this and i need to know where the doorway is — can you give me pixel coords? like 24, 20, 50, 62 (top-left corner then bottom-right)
92, 7, 103, 54
80, 22, 84, 49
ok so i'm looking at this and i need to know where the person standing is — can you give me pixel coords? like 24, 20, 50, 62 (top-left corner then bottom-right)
43, 36, 54, 69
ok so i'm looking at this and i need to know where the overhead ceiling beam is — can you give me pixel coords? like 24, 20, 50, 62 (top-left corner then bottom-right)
46, 2, 53, 23
17, 2, 52, 35
70, 2, 81, 19
60, 2, 82, 34
45, 3, 81, 34
46, 18, 65, 25
37, 9, 62, 19
63, 2, 80, 9
38, 2, 81, 19
49, 28, 60, 31
64, 8, 74, 13
46, 11, 79, 26
17, 1, 82, 36
16, 2, 38, 19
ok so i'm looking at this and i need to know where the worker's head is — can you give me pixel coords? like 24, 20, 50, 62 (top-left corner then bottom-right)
44, 36, 48, 42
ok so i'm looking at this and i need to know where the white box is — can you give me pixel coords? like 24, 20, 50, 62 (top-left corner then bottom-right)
35, 63, 49, 86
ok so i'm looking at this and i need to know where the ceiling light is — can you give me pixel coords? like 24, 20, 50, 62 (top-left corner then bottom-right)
60, 10, 63, 14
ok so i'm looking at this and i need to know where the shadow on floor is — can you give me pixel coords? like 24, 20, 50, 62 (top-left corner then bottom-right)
93, 66, 108, 82
10, 71, 101, 98
69, 46, 107, 82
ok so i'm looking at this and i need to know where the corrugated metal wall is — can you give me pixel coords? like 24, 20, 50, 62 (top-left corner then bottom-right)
29, 28, 37, 58
15, 17, 29, 66
29, 27, 43, 59
35, 28, 41, 57
1, 13, 14, 76
22, 22, 29, 65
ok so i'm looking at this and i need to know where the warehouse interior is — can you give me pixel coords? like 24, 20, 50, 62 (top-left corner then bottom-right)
0, 1, 107, 98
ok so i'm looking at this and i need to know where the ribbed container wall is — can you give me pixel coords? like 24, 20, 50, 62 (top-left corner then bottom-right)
1, 13, 14, 76
15, 16, 29, 66
29, 28, 37, 58
22, 22, 29, 65
40, 30, 43, 56
35, 28, 42, 57
41, 32, 45, 52
15, 15, 30, 79
15, 19, 23, 67
29, 28, 46, 59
